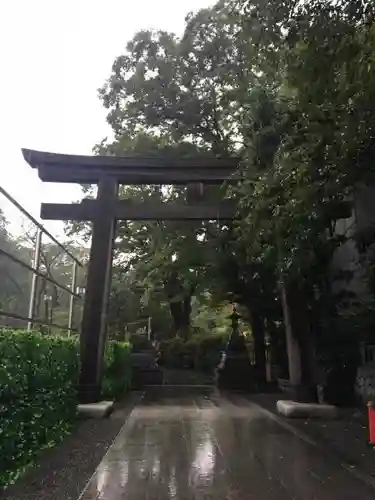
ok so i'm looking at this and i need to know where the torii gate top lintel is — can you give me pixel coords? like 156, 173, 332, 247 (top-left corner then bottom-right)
22, 148, 240, 185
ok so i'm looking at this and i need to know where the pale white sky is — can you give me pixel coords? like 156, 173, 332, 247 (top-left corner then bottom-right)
0, 0, 213, 238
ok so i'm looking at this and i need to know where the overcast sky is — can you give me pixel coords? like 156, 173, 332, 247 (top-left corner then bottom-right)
0, 0, 213, 238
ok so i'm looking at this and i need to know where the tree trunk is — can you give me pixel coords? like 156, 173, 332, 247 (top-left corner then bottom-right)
268, 319, 289, 379
169, 294, 192, 341
288, 285, 316, 392
281, 281, 317, 402
248, 306, 267, 386
280, 280, 302, 386
181, 294, 192, 341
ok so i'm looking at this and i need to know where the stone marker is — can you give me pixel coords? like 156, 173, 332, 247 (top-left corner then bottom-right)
77, 401, 114, 419
277, 399, 338, 419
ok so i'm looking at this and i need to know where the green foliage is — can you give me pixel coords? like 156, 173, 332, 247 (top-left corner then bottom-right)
160, 332, 228, 373
0, 213, 88, 333
0, 329, 79, 489
30, 242, 88, 334
99, 1, 248, 153
0, 329, 131, 489
191, 296, 232, 334
193, 334, 229, 372
236, 0, 375, 282
68, 140, 229, 339
0, 216, 32, 323
102, 341, 132, 399
231, 0, 375, 401
65, 0, 263, 338
128, 334, 152, 352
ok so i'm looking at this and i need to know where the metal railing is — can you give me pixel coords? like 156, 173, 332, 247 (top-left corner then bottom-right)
0, 185, 86, 335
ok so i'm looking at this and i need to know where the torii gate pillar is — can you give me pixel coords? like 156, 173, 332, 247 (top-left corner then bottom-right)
79, 177, 118, 402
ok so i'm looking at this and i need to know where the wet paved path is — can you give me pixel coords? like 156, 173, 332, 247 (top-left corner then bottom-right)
79, 388, 375, 499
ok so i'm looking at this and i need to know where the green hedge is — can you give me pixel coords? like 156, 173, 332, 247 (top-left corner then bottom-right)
0, 330, 132, 489
102, 340, 132, 399
160, 333, 228, 373
0, 329, 79, 489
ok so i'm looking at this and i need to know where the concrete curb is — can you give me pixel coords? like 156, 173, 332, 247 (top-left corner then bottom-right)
247, 398, 375, 491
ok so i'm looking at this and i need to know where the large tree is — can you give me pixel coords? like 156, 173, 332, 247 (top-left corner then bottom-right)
89, 1, 268, 340
69, 0, 288, 355
234, 0, 375, 401
98, 0, 254, 154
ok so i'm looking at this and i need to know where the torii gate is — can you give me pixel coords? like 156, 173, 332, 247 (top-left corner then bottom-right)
22, 149, 240, 402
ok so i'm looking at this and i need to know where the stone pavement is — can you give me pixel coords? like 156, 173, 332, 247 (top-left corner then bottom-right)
249, 392, 375, 484
78, 387, 375, 499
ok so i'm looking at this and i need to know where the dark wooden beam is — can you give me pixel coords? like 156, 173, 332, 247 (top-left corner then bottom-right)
79, 178, 118, 403
36, 165, 240, 184
41, 200, 238, 221
22, 148, 241, 184
41, 202, 92, 221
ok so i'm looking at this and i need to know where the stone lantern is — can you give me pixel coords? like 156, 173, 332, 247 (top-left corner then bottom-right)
216, 306, 255, 392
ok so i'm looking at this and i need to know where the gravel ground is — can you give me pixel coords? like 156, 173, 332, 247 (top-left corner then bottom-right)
1, 392, 142, 500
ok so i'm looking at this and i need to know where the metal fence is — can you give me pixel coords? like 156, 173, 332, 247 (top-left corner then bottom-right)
0, 185, 86, 335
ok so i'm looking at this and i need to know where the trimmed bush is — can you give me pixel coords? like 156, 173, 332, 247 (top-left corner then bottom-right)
194, 335, 228, 373
129, 333, 153, 352
0, 328, 79, 489
102, 340, 132, 399
160, 333, 228, 373
0, 330, 132, 489
159, 338, 187, 368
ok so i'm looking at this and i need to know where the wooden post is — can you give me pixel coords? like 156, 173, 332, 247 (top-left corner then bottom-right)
79, 177, 118, 403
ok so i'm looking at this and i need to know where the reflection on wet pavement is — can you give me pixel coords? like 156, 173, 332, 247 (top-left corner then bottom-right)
79, 388, 375, 499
